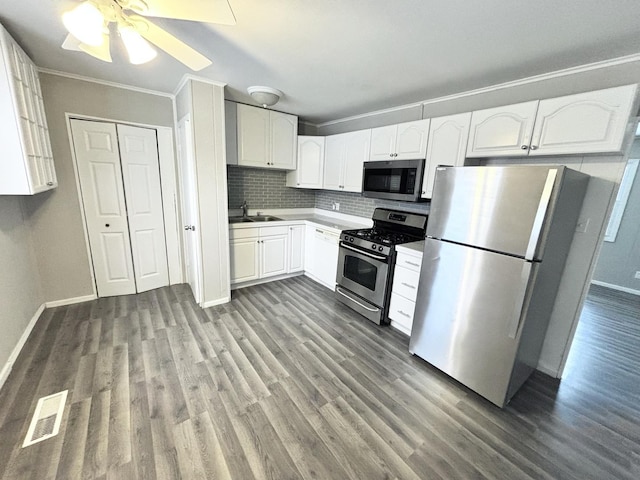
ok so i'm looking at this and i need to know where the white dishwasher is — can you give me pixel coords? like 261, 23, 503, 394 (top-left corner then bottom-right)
314, 228, 340, 289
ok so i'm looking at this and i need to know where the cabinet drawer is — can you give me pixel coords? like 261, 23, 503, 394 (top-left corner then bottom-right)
229, 227, 260, 240
392, 265, 420, 301
396, 252, 422, 272
259, 225, 289, 237
388, 293, 416, 331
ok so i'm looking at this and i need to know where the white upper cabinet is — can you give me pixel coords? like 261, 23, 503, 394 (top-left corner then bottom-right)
528, 85, 637, 156
236, 103, 297, 170
0, 24, 56, 195
421, 112, 471, 199
370, 119, 430, 160
323, 129, 371, 192
466, 101, 539, 157
286, 135, 325, 189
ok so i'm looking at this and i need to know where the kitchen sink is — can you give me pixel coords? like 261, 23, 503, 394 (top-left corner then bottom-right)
228, 215, 283, 224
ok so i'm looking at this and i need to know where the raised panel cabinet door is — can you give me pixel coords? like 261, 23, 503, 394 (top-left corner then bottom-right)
529, 84, 637, 156
422, 112, 471, 199
369, 125, 397, 160
260, 234, 288, 278
303, 224, 316, 276
395, 119, 430, 160
342, 129, 371, 192
230, 237, 260, 283
323, 134, 344, 191
70, 119, 136, 297
466, 101, 539, 157
117, 124, 170, 293
288, 225, 305, 273
237, 103, 269, 167
270, 111, 298, 169
290, 136, 325, 188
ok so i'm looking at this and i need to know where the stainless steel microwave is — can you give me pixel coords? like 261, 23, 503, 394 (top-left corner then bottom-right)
362, 159, 425, 202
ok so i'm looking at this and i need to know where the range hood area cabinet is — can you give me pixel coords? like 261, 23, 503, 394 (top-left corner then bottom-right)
370, 119, 430, 160
323, 129, 372, 192
0, 24, 57, 195
226, 101, 298, 170
286, 135, 325, 189
466, 84, 638, 158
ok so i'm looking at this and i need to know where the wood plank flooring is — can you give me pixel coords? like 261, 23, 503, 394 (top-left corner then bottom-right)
0, 278, 638, 479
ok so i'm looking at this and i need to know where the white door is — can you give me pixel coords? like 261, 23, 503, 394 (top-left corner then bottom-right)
342, 129, 371, 192
270, 111, 298, 169
117, 124, 169, 293
323, 134, 344, 191
70, 119, 136, 297
395, 119, 430, 160
370, 125, 396, 160
177, 115, 203, 303
260, 234, 288, 278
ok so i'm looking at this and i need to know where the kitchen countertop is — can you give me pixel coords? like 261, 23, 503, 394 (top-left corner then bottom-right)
228, 211, 370, 232
396, 240, 425, 255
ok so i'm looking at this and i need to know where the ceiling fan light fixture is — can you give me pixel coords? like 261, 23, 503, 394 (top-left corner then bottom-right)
62, 2, 105, 47
248, 86, 283, 108
119, 25, 157, 65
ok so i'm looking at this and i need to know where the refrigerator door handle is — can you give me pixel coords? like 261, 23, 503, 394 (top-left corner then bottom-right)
525, 169, 557, 261
508, 262, 533, 339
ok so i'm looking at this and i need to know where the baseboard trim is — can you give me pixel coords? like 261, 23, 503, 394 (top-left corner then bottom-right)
591, 280, 640, 296
230, 272, 304, 291
45, 294, 97, 308
0, 303, 46, 391
535, 362, 560, 378
202, 296, 231, 308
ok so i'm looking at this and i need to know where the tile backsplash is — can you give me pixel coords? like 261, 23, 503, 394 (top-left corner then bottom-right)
227, 166, 429, 218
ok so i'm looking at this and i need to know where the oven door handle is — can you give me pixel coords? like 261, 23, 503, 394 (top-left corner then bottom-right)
336, 287, 381, 312
339, 242, 388, 261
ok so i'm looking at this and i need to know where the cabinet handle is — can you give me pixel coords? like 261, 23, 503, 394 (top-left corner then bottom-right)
389, 153, 393, 158
530, 145, 538, 150
398, 310, 411, 318
520, 145, 529, 150
421, 191, 426, 194
404, 261, 420, 267
401, 282, 416, 289
46, 181, 54, 186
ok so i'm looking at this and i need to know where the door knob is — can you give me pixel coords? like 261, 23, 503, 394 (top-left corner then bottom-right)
184, 225, 195, 231
105, 224, 110, 227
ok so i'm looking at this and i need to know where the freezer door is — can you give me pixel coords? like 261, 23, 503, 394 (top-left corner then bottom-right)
409, 238, 534, 407
427, 166, 559, 259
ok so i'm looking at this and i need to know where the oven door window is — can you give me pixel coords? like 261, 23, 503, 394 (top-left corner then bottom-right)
363, 167, 418, 194
343, 255, 378, 291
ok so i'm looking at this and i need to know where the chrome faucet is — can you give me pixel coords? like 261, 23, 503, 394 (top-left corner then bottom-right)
240, 200, 248, 217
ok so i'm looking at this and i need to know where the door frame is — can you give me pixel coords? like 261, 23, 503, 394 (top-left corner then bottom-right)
65, 113, 183, 298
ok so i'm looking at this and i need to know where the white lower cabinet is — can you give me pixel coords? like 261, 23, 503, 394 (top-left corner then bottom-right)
304, 225, 340, 290
261, 232, 288, 278
288, 224, 305, 273
230, 225, 289, 284
230, 235, 260, 284
388, 245, 423, 335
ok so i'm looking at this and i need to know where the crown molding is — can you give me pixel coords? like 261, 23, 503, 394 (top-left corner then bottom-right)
37, 68, 174, 98
313, 52, 640, 129
174, 74, 227, 96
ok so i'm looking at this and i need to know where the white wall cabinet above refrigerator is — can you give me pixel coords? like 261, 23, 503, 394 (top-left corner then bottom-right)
0, 24, 56, 195
370, 119, 430, 160
286, 135, 325, 189
421, 112, 471, 199
232, 103, 298, 170
466, 84, 637, 158
323, 129, 371, 192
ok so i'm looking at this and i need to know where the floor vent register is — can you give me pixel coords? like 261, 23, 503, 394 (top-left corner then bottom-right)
22, 390, 68, 448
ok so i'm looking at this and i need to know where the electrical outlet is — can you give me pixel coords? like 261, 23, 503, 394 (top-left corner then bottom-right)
575, 217, 590, 233
335, 202, 340, 211
635, 271, 640, 280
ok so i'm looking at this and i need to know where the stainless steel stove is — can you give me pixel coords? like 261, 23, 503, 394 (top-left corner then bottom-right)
336, 208, 428, 325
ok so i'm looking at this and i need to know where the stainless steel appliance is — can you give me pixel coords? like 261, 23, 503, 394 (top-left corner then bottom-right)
409, 165, 588, 407
362, 159, 425, 202
336, 208, 428, 324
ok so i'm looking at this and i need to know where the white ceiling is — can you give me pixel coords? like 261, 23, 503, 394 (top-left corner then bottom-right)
2, 0, 640, 124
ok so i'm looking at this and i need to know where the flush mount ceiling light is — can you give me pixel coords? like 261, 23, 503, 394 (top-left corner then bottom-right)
248, 86, 284, 108
60, 0, 237, 69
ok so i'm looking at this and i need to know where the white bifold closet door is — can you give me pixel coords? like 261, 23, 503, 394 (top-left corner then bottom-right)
70, 119, 169, 297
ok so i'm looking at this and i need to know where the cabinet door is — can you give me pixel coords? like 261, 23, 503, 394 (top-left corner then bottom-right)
303, 224, 316, 276
230, 237, 260, 284
323, 134, 344, 191
422, 112, 471, 199
261, 234, 288, 278
466, 101, 539, 157
288, 136, 325, 188
529, 85, 637, 156
237, 104, 269, 167
342, 129, 371, 192
369, 125, 397, 160
270, 111, 298, 169
288, 225, 305, 273
395, 119, 430, 160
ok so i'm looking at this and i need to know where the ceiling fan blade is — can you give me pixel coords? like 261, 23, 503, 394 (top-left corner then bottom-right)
131, 0, 236, 26
129, 15, 212, 71
62, 33, 112, 62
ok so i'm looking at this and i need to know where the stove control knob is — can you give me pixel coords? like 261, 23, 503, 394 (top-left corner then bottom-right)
372, 244, 377, 250
378, 246, 383, 251
349, 237, 354, 242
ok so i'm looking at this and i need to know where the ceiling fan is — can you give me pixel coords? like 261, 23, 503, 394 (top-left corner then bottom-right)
61, 0, 236, 70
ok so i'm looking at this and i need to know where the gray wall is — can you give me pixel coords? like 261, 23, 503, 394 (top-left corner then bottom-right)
593, 137, 640, 291
315, 190, 429, 218
24, 73, 174, 302
227, 167, 316, 210
0, 197, 43, 373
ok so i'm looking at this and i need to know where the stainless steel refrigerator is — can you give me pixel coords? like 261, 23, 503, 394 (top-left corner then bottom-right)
409, 165, 589, 407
